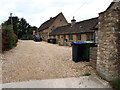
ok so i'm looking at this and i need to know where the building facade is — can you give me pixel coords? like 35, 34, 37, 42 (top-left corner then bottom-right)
50, 17, 98, 46
38, 12, 68, 41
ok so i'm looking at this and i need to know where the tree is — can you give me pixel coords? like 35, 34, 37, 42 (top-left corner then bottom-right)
27, 25, 37, 34
18, 18, 29, 39
6, 16, 19, 36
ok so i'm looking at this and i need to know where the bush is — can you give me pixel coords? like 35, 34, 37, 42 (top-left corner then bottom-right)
21, 34, 33, 40
2, 23, 18, 51
83, 73, 91, 76
110, 80, 120, 90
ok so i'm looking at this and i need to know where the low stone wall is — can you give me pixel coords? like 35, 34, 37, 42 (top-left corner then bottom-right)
89, 46, 97, 69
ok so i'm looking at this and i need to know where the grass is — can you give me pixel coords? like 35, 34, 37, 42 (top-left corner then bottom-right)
110, 80, 120, 90
83, 73, 91, 76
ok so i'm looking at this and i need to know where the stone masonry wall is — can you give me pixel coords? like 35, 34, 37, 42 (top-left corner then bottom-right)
90, 46, 97, 69
97, 2, 120, 81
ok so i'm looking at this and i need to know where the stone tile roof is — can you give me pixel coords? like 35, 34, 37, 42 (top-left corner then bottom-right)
49, 17, 98, 35
38, 12, 62, 31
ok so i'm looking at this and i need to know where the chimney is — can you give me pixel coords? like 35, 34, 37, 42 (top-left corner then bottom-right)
50, 17, 52, 19
71, 16, 76, 26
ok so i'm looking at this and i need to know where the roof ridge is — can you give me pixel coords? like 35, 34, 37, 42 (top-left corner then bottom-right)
50, 17, 98, 35
54, 17, 98, 29
77, 17, 98, 23
39, 12, 62, 31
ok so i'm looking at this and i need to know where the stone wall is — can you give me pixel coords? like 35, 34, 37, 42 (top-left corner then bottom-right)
51, 13, 68, 29
97, 2, 120, 81
89, 46, 97, 69
40, 13, 68, 41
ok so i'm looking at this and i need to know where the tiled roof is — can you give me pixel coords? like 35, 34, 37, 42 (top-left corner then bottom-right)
38, 12, 62, 31
50, 17, 98, 35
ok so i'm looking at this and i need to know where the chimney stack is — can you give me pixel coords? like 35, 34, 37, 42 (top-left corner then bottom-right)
50, 17, 52, 19
71, 16, 76, 26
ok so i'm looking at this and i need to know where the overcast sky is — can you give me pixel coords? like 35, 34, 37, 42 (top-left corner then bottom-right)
0, 0, 113, 28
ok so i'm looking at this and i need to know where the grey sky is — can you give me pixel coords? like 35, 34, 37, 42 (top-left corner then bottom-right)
0, 0, 113, 27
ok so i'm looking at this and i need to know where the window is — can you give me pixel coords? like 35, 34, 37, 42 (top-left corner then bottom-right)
87, 33, 94, 41
60, 19, 62, 22
69, 35, 73, 41
77, 34, 81, 41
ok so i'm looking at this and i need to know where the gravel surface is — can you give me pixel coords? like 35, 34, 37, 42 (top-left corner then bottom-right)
2, 40, 96, 83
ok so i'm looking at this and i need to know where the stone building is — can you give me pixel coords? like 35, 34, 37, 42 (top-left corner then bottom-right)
38, 12, 68, 41
97, 1, 120, 81
49, 17, 98, 46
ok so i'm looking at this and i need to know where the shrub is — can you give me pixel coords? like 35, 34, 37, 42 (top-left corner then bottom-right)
83, 73, 91, 76
2, 23, 18, 51
110, 80, 120, 90
21, 34, 33, 40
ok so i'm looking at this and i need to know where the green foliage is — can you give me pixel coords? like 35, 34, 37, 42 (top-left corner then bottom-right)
6, 16, 19, 36
110, 80, 120, 90
18, 18, 37, 39
83, 73, 91, 76
1, 14, 37, 51
2, 22, 18, 51
21, 34, 33, 40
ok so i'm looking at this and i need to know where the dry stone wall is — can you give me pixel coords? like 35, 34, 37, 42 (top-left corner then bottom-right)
97, 2, 120, 81
90, 46, 97, 69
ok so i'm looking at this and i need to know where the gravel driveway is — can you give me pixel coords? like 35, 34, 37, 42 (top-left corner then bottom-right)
2, 40, 96, 83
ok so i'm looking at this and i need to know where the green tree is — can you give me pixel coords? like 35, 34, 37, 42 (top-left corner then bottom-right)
18, 18, 29, 39
27, 25, 37, 34
6, 16, 19, 36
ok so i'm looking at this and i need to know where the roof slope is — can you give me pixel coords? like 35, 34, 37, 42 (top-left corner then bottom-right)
50, 17, 98, 35
38, 12, 63, 31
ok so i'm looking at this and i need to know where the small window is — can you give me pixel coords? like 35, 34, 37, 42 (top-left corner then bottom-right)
52, 26, 55, 29
60, 19, 62, 22
80, 26, 83, 28
87, 33, 94, 41
69, 35, 73, 41
77, 34, 81, 41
